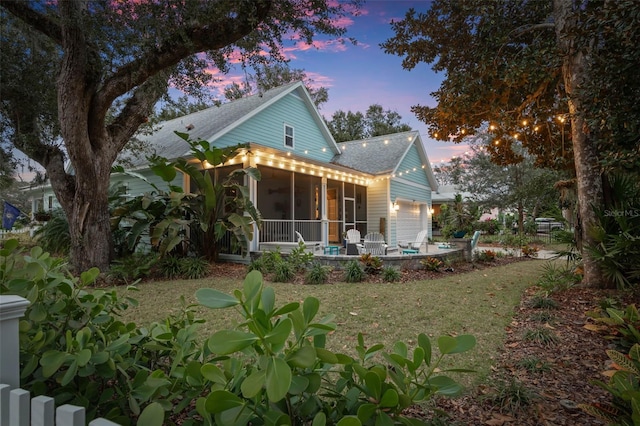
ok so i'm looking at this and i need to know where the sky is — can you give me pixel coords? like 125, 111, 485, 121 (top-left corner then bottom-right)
209, 0, 468, 166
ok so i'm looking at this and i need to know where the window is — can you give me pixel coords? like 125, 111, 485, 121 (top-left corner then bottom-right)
284, 124, 294, 148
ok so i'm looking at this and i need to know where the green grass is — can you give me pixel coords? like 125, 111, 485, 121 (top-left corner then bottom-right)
116, 260, 545, 385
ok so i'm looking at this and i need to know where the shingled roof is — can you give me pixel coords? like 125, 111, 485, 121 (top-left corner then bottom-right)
127, 81, 303, 167
331, 131, 419, 176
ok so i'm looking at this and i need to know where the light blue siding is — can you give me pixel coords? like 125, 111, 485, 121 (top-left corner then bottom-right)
390, 180, 430, 204
214, 93, 335, 163
111, 169, 184, 196
396, 144, 429, 187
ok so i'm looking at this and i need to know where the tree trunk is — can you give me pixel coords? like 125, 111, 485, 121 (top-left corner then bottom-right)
553, 0, 606, 287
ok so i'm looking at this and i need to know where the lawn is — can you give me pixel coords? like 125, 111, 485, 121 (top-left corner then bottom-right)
116, 259, 548, 385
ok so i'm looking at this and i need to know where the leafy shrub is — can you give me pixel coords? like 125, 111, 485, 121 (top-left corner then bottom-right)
536, 261, 580, 294
521, 244, 539, 258
586, 304, 640, 352
382, 266, 402, 282
247, 256, 266, 273
359, 253, 383, 275
475, 249, 497, 262
159, 255, 183, 279
343, 259, 365, 282
475, 218, 501, 235
421, 256, 444, 272
33, 209, 71, 255
500, 234, 528, 251
585, 173, 640, 289
179, 256, 210, 279
288, 241, 315, 272
272, 259, 295, 282
523, 327, 559, 346
260, 249, 283, 273
0, 239, 205, 425
305, 262, 331, 285
108, 252, 159, 284
195, 270, 477, 425
579, 344, 640, 425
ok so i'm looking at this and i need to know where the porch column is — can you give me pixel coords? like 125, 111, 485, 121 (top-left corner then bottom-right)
321, 177, 328, 247
247, 158, 260, 252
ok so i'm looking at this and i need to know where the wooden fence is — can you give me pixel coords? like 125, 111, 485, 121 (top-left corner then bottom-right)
0, 295, 120, 426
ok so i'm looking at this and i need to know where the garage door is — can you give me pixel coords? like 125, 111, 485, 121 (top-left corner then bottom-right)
396, 201, 424, 244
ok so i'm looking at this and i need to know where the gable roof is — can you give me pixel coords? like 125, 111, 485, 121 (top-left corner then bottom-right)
127, 81, 339, 167
331, 131, 438, 190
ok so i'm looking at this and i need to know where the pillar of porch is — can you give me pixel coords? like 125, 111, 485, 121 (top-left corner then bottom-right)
321, 177, 328, 247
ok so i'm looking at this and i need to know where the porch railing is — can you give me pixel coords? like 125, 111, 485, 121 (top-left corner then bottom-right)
259, 219, 322, 242
0, 295, 120, 426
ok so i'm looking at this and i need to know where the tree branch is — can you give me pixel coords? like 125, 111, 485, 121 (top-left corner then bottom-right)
94, 0, 273, 117
0, 0, 63, 44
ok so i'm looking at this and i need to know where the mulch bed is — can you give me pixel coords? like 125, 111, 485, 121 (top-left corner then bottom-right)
419, 285, 631, 425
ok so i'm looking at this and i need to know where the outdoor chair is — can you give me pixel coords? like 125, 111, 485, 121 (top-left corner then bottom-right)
295, 231, 321, 253
470, 230, 481, 250
346, 229, 362, 254
407, 230, 429, 253
361, 232, 388, 255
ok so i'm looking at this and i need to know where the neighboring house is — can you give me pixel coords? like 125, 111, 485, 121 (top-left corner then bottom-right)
26, 81, 438, 259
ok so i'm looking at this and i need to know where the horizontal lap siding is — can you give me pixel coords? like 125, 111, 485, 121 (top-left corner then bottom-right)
367, 180, 393, 244
112, 170, 184, 195
395, 144, 429, 188
215, 93, 335, 163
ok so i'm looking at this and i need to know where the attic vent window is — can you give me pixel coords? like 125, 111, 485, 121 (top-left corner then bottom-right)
185, 124, 195, 131
284, 124, 294, 148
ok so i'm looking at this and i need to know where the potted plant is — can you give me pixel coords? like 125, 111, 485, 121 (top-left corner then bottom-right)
34, 209, 51, 222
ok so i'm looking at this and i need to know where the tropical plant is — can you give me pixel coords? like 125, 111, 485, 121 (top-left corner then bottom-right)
359, 253, 383, 275
439, 194, 479, 238
536, 261, 580, 294
272, 260, 295, 283
579, 344, 640, 425
33, 209, 71, 255
111, 133, 262, 261
195, 270, 476, 425
343, 259, 365, 283
587, 304, 640, 352
382, 266, 402, 282
586, 173, 640, 289
304, 262, 332, 285
147, 132, 262, 261
179, 256, 210, 280
521, 245, 539, 258
421, 256, 444, 272
108, 253, 159, 284
474, 249, 497, 263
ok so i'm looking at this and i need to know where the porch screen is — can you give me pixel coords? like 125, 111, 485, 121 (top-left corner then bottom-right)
257, 166, 322, 242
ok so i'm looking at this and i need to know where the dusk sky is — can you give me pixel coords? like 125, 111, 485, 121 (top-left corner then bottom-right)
209, 0, 468, 166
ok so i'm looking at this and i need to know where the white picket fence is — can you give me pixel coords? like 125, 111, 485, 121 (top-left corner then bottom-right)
0, 296, 120, 426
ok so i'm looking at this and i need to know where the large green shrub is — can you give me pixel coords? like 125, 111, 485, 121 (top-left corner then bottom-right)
195, 270, 476, 425
0, 239, 205, 425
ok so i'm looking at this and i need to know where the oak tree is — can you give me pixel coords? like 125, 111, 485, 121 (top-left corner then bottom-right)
383, 0, 639, 287
1, 0, 358, 271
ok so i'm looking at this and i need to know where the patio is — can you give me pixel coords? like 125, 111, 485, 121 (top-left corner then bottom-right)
252, 244, 466, 270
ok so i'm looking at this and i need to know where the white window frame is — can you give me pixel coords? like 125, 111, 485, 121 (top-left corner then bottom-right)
284, 123, 294, 148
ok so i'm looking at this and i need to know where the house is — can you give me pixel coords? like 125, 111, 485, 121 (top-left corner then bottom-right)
27, 81, 438, 259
